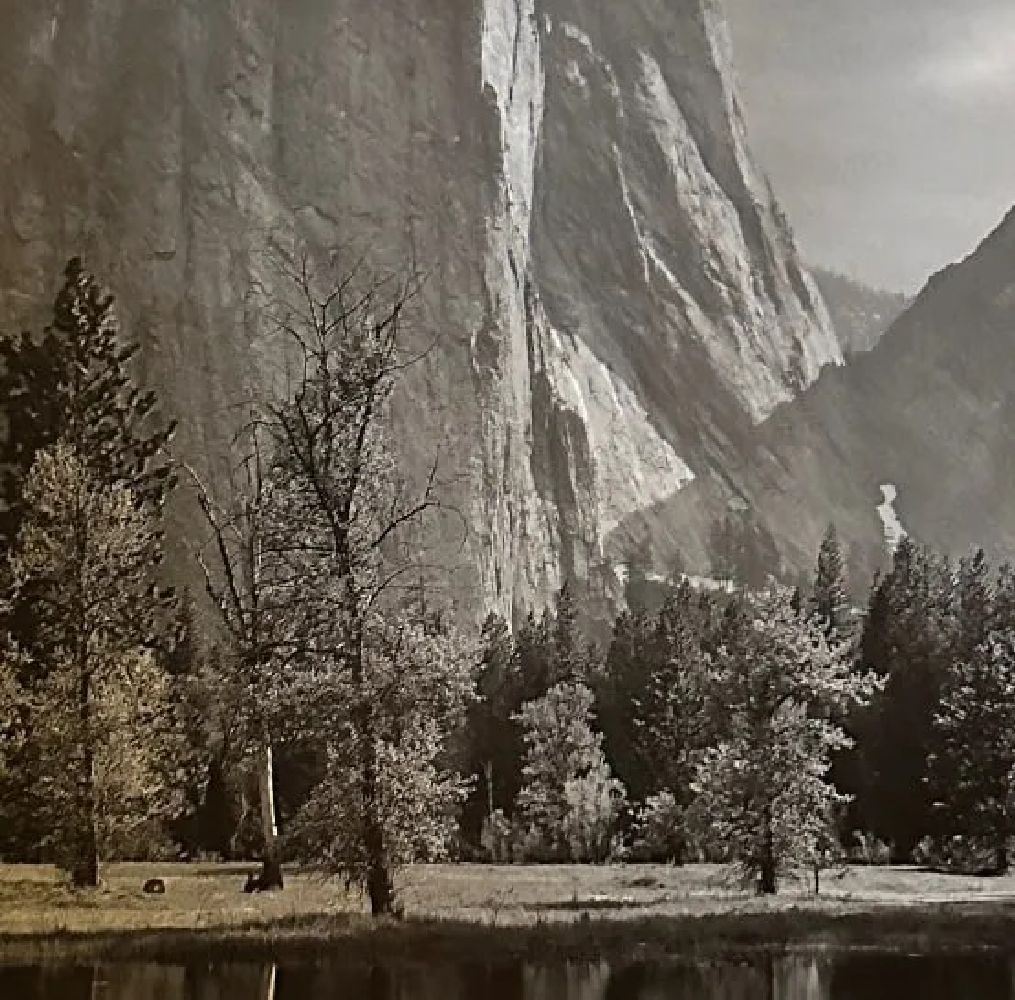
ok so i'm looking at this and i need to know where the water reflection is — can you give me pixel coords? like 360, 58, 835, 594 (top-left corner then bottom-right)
1, 951, 1013, 999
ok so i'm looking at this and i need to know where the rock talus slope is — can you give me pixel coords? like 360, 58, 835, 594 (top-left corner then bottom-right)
0, 0, 838, 620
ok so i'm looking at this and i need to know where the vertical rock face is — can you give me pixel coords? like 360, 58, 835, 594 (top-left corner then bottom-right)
0, 0, 837, 621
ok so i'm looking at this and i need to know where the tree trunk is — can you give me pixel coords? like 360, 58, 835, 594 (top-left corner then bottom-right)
484, 759, 495, 818
71, 745, 100, 887
72, 664, 99, 889
70, 816, 99, 888
256, 744, 283, 890
259, 962, 277, 1000
349, 617, 395, 918
758, 805, 777, 895
366, 843, 395, 916
363, 747, 394, 916
997, 823, 1009, 875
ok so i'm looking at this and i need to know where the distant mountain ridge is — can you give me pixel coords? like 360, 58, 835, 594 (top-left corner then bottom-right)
811, 267, 910, 356
637, 205, 1015, 593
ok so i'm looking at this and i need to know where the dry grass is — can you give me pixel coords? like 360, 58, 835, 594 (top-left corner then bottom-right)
0, 862, 358, 937
2, 862, 1015, 962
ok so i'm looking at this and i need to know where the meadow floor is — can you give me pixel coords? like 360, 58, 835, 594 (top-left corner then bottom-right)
2, 862, 1015, 962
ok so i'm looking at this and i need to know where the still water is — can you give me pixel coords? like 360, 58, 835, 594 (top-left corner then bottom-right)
2, 952, 1014, 999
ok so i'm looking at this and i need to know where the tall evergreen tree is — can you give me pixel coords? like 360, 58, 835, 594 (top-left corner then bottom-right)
954, 549, 994, 661
810, 524, 860, 836
598, 608, 657, 804
811, 524, 851, 637
461, 586, 600, 848
550, 583, 588, 683
854, 538, 956, 858
1, 259, 175, 652
632, 597, 712, 859
928, 631, 1015, 872
0, 260, 176, 866
992, 562, 1015, 633
460, 613, 520, 844
0, 331, 62, 546
513, 609, 552, 703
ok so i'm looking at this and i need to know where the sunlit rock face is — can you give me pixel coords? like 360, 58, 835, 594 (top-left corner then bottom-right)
0, 0, 836, 621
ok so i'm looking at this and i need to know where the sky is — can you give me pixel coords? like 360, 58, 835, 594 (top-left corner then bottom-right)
723, 0, 1015, 292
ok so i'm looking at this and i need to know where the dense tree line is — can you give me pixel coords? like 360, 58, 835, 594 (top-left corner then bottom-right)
459, 527, 1015, 887
2, 260, 1015, 905
851, 539, 1015, 870
463, 575, 871, 891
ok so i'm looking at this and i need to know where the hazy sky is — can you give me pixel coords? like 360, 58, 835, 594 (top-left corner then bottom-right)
724, 0, 1015, 292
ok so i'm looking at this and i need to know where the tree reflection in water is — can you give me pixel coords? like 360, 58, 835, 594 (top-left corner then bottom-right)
0, 951, 1013, 999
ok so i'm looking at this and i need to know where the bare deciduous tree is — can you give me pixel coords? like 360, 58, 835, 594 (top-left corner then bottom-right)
187, 249, 467, 911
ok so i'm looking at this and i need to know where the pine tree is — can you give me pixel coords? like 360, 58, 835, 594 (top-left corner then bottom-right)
632, 590, 712, 856
1, 443, 180, 884
550, 583, 588, 683
954, 549, 993, 661
993, 562, 1015, 634
811, 524, 851, 637
0, 259, 176, 660
0, 260, 177, 868
0, 259, 175, 542
513, 609, 552, 702
515, 682, 626, 862
0, 330, 63, 546
854, 539, 956, 859
688, 587, 876, 893
513, 584, 592, 699
460, 614, 520, 845
598, 608, 657, 804
928, 631, 1015, 872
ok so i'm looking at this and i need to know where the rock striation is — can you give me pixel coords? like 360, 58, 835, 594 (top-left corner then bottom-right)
0, 0, 838, 622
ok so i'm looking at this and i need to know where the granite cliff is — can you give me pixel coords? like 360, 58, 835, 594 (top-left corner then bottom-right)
0, 1, 839, 621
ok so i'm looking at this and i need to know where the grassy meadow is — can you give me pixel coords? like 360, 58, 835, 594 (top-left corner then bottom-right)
3, 862, 1015, 962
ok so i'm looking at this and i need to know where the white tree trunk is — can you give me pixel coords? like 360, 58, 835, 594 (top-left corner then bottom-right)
260, 963, 277, 1000
258, 744, 278, 856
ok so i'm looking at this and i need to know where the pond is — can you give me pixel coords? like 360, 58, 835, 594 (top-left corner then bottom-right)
2, 951, 1014, 999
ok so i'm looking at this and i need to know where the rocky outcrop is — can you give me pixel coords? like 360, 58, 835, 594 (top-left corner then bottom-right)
0, 0, 837, 622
